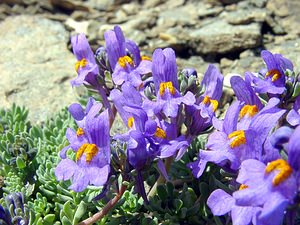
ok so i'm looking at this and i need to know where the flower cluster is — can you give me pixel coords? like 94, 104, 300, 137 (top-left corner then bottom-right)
55, 25, 300, 224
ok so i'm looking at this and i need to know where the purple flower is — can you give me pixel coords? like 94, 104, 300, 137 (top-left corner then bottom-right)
115, 105, 168, 169
233, 159, 296, 225
55, 100, 110, 192
0, 204, 11, 225
248, 50, 293, 94
110, 83, 168, 168
230, 74, 263, 110
188, 98, 285, 178
159, 135, 191, 160
181, 68, 197, 77
70, 34, 99, 87
207, 189, 261, 225
210, 124, 300, 225
104, 26, 126, 71
287, 95, 300, 126
143, 48, 195, 118
230, 126, 300, 224
186, 64, 223, 136
162, 65, 223, 161
104, 26, 152, 87
110, 82, 143, 127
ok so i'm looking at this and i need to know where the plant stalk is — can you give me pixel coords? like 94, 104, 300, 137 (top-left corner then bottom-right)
147, 156, 173, 198
77, 184, 127, 225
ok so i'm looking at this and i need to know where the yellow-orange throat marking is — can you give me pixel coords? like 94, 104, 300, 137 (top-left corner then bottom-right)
202, 96, 218, 112
265, 159, 293, 186
76, 127, 84, 136
228, 130, 246, 148
240, 105, 258, 118
141, 56, 152, 61
76, 143, 98, 163
266, 69, 281, 82
239, 184, 248, 190
127, 117, 134, 128
75, 58, 88, 72
155, 127, 166, 139
159, 81, 175, 96
118, 56, 134, 68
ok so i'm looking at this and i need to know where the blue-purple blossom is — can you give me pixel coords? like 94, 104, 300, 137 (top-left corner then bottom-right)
230, 74, 263, 110
248, 50, 294, 94
231, 126, 300, 225
143, 48, 195, 118
287, 94, 300, 126
112, 101, 169, 203
114, 105, 169, 169
261, 126, 293, 163
188, 98, 285, 178
55, 99, 110, 192
159, 65, 223, 161
110, 82, 143, 127
104, 26, 152, 87
232, 159, 296, 225
71, 33, 99, 87
207, 189, 260, 225
186, 64, 223, 136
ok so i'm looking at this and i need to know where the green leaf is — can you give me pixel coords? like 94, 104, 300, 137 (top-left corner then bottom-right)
16, 156, 26, 169
62, 201, 74, 220
61, 216, 72, 225
179, 207, 187, 219
166, 182, 174, 198
6, 131, 15, 143
73, 201, 87, 224
173, 199, 183, 213
293, 82, 300, 98
43, 214, 56, 225
157, 185, 168, 201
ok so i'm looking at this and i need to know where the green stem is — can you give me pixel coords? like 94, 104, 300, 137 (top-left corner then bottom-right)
147, 157, 173, 198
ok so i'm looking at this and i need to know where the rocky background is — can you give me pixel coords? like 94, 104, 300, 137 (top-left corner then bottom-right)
0, 0, 299, 123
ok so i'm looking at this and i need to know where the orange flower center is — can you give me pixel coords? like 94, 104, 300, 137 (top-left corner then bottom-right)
202, 95, 219, 112
159, 81, 176, 96
266, 69, 281, 82
76, 143, 98, 163
239, 105, 258, 118
239, 184, 248, 190
141, 56, 152, 61
118, 56, 134, 68
75, 58, 88, 72
154, 127, 166, 139
228, 130, 246, 148
76, 127, 84, 136
127, 117, 134, 128
265, 159, 293, 186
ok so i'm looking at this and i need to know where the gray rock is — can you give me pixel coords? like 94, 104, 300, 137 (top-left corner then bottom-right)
265, 15, 286, 35
266, 0, 289, 17
121, 2, 141, 16
143, 0, 166, 8
272, 0, 300, 36
249, 0, 268, 8
157, 4, 199, 26
220, 55, 263, 77
189, 21, 261, 54
85, 0, 116, 10
198, 4, 223, 18
0, 15, 78, 123
177, 56, 217, 79
162, 0, 186, 8
224, 8, 267, 25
